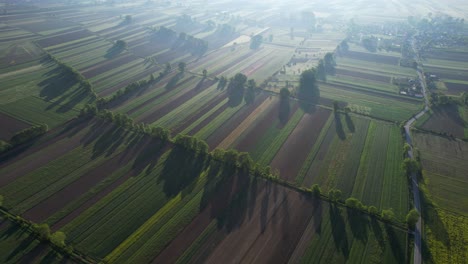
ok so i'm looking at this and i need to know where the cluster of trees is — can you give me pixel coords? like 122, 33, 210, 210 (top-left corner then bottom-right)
336, 40, 349, 54
297, 68, 320, 111
429, 92, 453, 107
79, 105, 171, 141
316, 52, 336, 81
0, 124, 49, 154
96, 73, 161, 109
217, 76, 228, 90
226, 73, 257, 106
250, 35, 263, 50
176, 32, 208, 56
46, 53, 96, 98
113, 39, 127, 50
148, 26, 208, 56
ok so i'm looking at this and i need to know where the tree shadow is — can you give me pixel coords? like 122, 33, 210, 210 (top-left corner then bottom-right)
104, 45, 125, 59
218, 172, 252, 232
370, 218, 385, 250
131, 137, 166, 175
6, 234, 36, 261
298, 88, 320, 113
158, 146, 207, 197
88, 124, 128, 159
278, 98, 291, 124
0, 222, 21, 239
165, 72, 183, 90
385, 225, 405, 263
330, 204, 349, 257
345, 113, 355, 133
346, 208, 369, 242
311, 197, 323, 233
335, 113, 346, 140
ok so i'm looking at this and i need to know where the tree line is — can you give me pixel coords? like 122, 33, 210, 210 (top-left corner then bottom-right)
0, 124, 48, 154
148, 26, 208, 56
45, 52, 97, 98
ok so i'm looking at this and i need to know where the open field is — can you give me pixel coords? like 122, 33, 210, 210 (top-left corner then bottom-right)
412, 132, 468, 263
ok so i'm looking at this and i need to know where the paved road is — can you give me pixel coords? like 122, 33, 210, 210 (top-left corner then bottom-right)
404, 40, 429, 264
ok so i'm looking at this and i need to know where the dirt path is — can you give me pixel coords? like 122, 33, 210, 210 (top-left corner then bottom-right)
405, 38, 430, 264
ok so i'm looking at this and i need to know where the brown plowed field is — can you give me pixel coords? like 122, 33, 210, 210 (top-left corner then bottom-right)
152, 172, 248, 264
36, 29, 94, 48
235, 97, 279, 152
270, 108, 331, 181
0, 112, 30, 141
205, 184, 316, 264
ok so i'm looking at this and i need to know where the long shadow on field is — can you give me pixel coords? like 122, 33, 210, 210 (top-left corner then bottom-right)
39, 66, 94, 113
346, 208, 369, 242
345, 113, 355, 133
165, 72, 183, 90
385, 226, 405, 263
330, 204, 349, 257
39, 66, 77, 101
0, 222, 22, 239
370, 218, 385, 250
6, 234, 36, 262
158, 145, 207, 197
419, 184, 450, 247
131, 137, 167, 175
335, 113, 346, 140
216, 171, 252, 231
312, 197, 323, 233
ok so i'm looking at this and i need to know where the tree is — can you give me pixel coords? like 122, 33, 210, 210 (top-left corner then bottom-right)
114, 40, 127, 50
178, 61, 186, 73
311, 184, 321, 197
340, 40, 349, 52
50, 231, 66, 247
250, 35, 263, 50
298, 68, 320, 111
345, 197, 364, 210
124, 15, 132, 24
227, 73, 247, 106
381, 209, 395, 221
402, 158, 420, 175
217, 76, 228, 90
323, 52, 336, 74
333, 100, 339, 112
244, 79, 256, 104
164, 62, 172, 73
406, 209, 420, 229
202, 69, 207, 78
368, 206, 378, 215
33, 223, 51, 240
328, 189, 342, 202
316, 59, 326, 81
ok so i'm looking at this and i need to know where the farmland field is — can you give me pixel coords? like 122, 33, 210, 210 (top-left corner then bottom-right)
412, 131, 468, 263
4, 0, 468, 263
